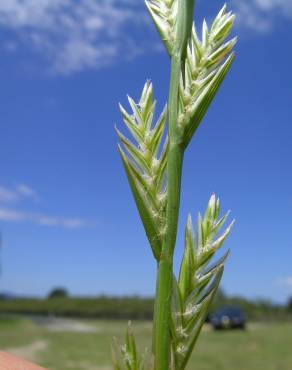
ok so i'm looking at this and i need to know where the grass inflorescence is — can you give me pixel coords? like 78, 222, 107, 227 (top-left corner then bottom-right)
113, 1, 237, 369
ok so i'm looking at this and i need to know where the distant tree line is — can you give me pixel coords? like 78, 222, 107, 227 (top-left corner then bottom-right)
0, 287, 291, 321
0, 294, 154, 320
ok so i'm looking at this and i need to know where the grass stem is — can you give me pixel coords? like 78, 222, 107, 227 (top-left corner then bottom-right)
153, 51, 184, 370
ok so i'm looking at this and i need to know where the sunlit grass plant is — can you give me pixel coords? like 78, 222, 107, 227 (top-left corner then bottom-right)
112, 1, 236, 369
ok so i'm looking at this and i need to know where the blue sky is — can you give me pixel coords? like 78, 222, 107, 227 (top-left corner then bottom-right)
0, 0, 291, 303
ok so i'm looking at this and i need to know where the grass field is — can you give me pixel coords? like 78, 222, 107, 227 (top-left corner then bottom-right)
1, 316, 292, 370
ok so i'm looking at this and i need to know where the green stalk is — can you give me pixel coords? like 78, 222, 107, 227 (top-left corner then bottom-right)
153, 1, 194, 369
153, 140, 183, 370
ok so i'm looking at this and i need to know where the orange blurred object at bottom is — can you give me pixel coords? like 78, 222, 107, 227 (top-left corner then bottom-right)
0, 352, 47, 370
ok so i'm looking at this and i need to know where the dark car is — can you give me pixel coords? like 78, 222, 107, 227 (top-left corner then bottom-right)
210, 306, 246, 330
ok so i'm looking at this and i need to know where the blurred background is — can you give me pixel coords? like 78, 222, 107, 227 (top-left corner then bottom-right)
0, 0, 291, 369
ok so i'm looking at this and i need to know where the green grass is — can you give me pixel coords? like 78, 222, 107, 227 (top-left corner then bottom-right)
0, 316, 291, 370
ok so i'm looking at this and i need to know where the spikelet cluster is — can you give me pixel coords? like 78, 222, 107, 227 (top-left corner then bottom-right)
112, 322, 153, 370
178, 5, 236, 147
171, 194, 234, 370
117, 82, 168, 260
145, 0, 178, 55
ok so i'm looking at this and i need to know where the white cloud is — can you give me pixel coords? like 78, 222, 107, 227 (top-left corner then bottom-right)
276, 277, 292, 287
0, 0, 152, 74
0, 183, 91, 228
233, 0, 292, 32
0, 0, 290, 71
0, 184, 38, 203
0, 208, 24, 221
0, 187, 19, 203
0, 207, 90, 229
15, 184, 39, 202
